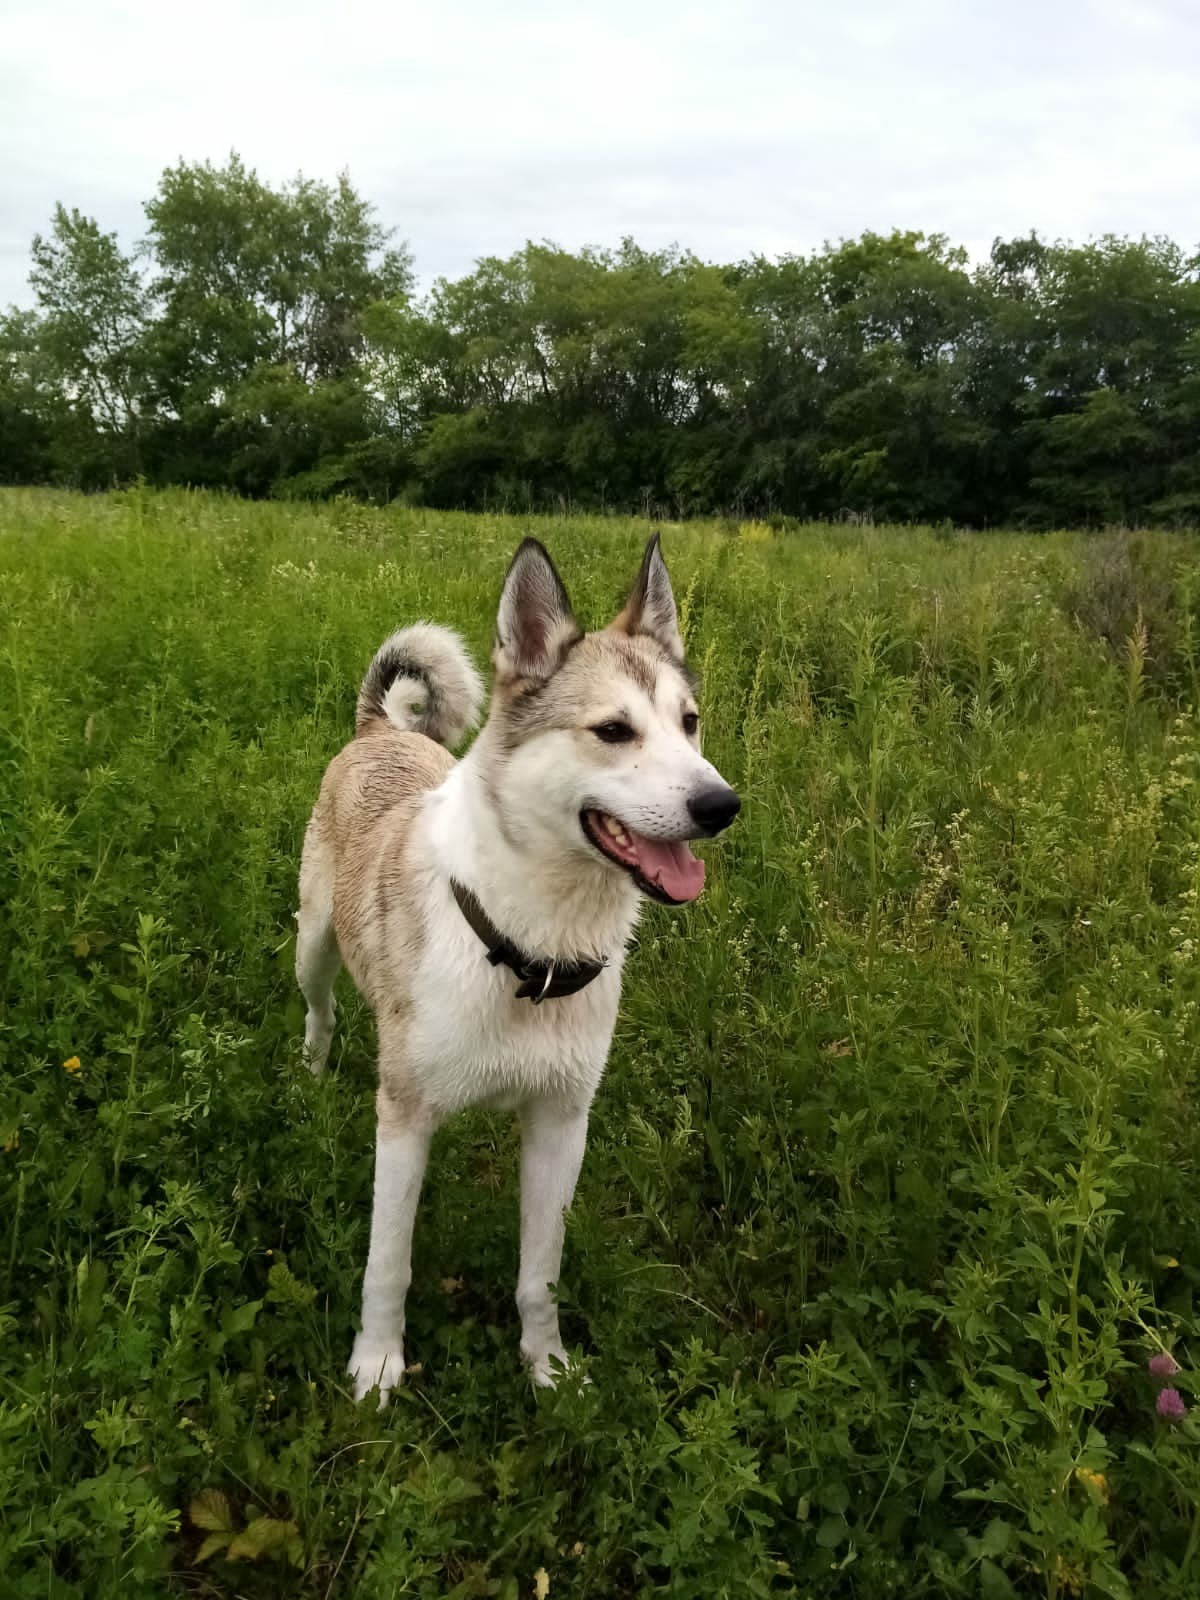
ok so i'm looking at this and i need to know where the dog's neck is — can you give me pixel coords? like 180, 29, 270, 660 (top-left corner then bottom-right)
427, 753, 641, 966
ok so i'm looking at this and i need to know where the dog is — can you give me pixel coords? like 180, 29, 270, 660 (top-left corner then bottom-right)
296, 534, 740, 1401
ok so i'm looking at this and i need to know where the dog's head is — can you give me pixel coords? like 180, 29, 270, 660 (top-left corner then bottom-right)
481, 534, 739, 904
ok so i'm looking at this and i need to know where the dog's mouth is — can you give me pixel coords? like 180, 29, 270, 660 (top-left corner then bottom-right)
580, 810, 706, 904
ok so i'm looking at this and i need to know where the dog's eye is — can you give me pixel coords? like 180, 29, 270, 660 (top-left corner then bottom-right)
592, 721, 635, 744
682, 712, 699, 736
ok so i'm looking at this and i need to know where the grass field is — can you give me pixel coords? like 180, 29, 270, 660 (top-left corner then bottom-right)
2, 488, 1200, 1599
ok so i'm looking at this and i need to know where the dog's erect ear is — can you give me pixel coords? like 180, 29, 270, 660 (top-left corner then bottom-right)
494, 538, 581, 682
611, 532, 684, 662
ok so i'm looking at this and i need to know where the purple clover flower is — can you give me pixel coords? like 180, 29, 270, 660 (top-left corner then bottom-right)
1157, 1387, 1187, 1422
1149, 1352, 1181, 1379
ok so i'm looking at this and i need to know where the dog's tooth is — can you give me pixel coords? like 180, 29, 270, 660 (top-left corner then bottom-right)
603, 815, 626, 841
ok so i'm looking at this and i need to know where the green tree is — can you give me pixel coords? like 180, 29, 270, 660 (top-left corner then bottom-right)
389, 240, 754, 512
807, 232, 987, 522
0, 310, 56, 484
1154, 319, 1200, 524
27, 205, 149, 478
5, 164, 1200, 523
1018, 237, 1200, 525
137, 154, 411, 491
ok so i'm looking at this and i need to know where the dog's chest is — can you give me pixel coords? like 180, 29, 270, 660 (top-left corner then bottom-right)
404, 901, 625, 1114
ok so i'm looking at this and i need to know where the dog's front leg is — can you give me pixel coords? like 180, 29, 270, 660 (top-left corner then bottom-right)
349, 1093, 433, 1406
516, 1095, 590, 1386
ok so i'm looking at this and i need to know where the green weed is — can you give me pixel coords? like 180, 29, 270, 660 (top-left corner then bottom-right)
1, 489, 1198, 1597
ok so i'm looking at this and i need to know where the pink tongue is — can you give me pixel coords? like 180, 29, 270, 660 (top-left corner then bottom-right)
632, 835, 706, 902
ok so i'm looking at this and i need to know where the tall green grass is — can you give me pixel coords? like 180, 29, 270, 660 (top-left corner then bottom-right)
1, 488, 1198, 1598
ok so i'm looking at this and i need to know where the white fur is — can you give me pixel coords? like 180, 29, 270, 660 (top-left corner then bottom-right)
492, 716, 728, 880
357, 622, 484, 745
348, 1121, 431, 1396
380, 672, 430, 728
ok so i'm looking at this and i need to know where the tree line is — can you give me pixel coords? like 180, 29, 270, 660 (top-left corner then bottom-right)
3, 155, 1199, 527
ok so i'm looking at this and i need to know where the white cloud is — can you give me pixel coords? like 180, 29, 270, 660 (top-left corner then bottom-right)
2, 0, 1197, 307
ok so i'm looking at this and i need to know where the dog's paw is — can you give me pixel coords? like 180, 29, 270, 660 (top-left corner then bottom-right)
302, 1045, 329, 1078
522, 1342, 591, 1391
348, 1337, 406, 1406
303, 1011, 334, 1076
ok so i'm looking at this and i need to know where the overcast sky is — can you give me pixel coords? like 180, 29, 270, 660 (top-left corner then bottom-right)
3, 0, 1197, 308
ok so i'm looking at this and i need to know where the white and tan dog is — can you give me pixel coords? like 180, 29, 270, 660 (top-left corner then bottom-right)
296, 535, 739, 1401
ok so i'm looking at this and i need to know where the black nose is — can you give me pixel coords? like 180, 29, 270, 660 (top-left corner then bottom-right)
688, 785, 741, 835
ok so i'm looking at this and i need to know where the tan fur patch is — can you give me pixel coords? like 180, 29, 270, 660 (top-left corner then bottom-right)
301, 726, 454, 1113
496, 630, 679, 747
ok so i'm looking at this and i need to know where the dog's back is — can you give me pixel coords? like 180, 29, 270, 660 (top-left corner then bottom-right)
298, 625, 483, 1020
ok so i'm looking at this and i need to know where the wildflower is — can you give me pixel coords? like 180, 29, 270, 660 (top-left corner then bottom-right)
1156, 1388, 1187, 1422
1074, 1467, 1109, 1504
1149, 1352, 1181, 1379
2, 1130, 18, 1153
1054, 1555, 1084, 1595
63, 1056, 82, 1075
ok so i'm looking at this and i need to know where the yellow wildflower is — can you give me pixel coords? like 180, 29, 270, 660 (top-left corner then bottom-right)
1054, 1555, 1084, 1595
2, 1129, 18, 1153
1074, 1467, 1109, 1504
63, 1055, 82, 1075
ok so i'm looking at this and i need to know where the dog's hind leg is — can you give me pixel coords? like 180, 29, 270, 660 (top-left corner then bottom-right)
349, 1071, 433, 1406
296, 824, 341, 1075
516, 1095, 590, 1386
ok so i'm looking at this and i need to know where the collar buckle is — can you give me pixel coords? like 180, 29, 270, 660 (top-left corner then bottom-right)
451, 881, 606, 1004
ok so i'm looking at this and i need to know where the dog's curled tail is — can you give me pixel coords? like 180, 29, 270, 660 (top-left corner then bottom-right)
355, 623, 484, 747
